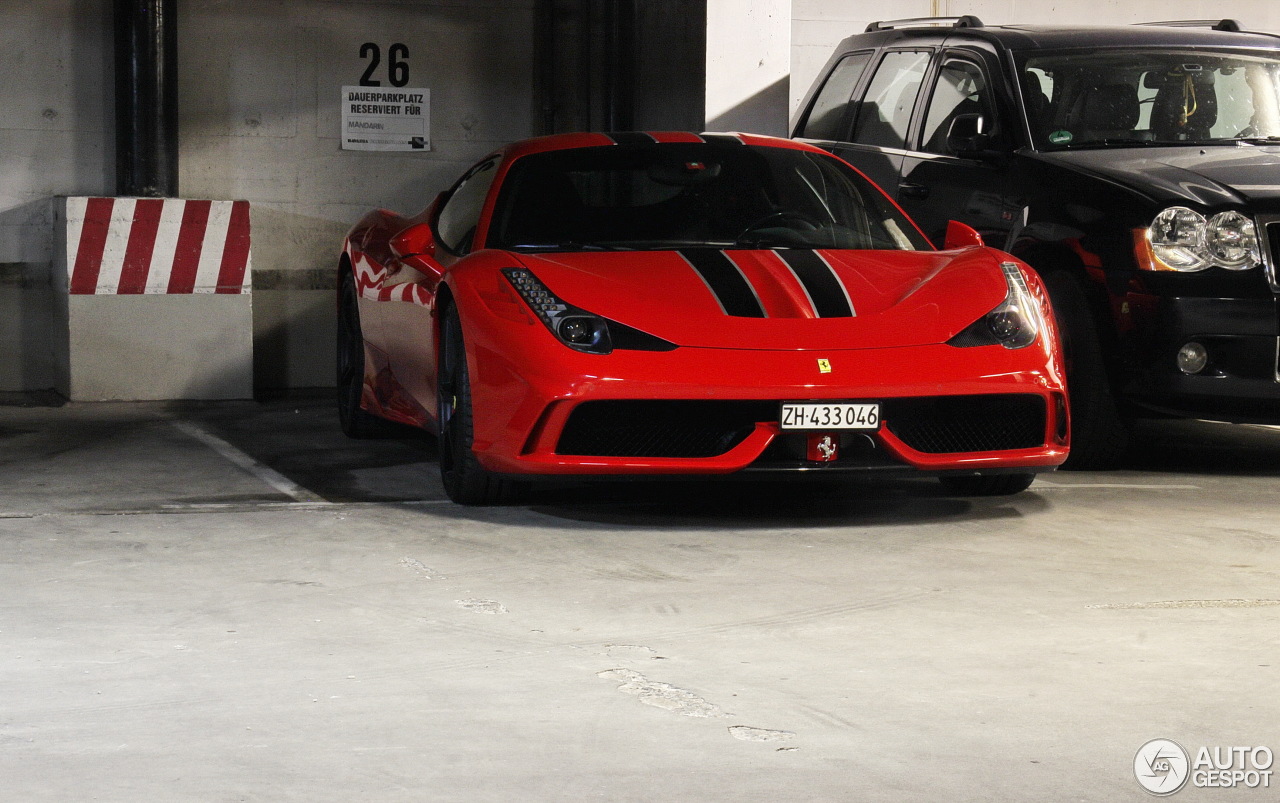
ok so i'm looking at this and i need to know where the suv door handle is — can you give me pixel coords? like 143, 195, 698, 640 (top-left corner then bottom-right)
899, 182, 930, 200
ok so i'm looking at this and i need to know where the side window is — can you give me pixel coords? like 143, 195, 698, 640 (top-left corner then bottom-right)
1023, 66, 1054, 138
921, 58, 998, 154
852, 50, 932, 149
801, 51, 873, 140
436, 159, 499, 254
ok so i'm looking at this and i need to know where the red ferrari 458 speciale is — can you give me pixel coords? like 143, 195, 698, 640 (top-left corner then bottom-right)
338, 132, 1069, 504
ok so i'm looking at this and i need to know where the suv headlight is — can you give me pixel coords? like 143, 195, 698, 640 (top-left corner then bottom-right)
948, 262, 1044, 350
1139, 206, 1260, 272
1206, 210, 1260, 269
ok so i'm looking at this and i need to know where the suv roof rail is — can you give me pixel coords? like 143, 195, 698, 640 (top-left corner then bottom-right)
864, 15, 984, 33
1140, 19, 1243, 32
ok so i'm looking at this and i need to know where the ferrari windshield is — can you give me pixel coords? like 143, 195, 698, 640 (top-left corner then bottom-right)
487, 142, 931, 252
1022, 49, 1280, 149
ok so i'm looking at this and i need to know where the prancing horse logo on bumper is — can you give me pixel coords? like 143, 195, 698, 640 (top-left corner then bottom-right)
817, 359, 832, 373
817, 436, 836, 461
807, 433, 838, 462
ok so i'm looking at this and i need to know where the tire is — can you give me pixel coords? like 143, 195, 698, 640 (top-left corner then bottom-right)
437, 305, 518, 505
1042, 271, 1130, 469
939, 472, 1036, 496
337, 271, 391, 438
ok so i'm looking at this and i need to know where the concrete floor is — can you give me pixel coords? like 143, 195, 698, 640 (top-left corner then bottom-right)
1, 395, 1278, 801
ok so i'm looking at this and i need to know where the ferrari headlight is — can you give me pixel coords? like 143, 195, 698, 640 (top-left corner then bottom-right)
1141, 206, 1259, 271
502, 268, 613, 354
948, 262, 1043, 350
500, 268, 678, 354
557, 316, 609, 349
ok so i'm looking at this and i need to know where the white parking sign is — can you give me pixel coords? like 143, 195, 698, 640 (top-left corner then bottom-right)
341, 86, 430, 152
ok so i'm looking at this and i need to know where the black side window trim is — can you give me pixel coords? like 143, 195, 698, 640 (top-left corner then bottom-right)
796, 49, 876, 142
433, 158, 500, 257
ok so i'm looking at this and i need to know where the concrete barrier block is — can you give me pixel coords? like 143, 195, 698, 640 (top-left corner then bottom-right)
56, 196, 254, 400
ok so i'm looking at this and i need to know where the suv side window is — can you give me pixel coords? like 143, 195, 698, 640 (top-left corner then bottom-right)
920, 57, 999, 154
436, 159, 499, 254
800, 51, 873, 140
852, 50, 932, 149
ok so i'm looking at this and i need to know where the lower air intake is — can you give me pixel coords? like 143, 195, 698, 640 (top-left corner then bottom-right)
556, 400, 774, 457
884, 394, 1046, 453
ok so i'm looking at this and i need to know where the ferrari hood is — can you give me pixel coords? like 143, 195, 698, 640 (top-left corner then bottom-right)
509, 248, 1010, 350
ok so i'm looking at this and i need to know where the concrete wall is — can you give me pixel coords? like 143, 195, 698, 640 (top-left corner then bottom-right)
179, 0, 535, 391
0, 0, 114, 392
793, 1, 1280, 117
707, 0, 791, 136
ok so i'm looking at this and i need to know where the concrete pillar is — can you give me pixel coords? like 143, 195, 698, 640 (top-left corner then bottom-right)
114, 0, 179, 197
55, 197, 253, 400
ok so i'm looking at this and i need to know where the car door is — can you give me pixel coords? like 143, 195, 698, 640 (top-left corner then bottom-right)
897, 46, 1019, 248
381, 157, 500, 415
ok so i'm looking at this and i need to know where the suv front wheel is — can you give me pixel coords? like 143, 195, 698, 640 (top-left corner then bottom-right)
1043, 271, 1130, 469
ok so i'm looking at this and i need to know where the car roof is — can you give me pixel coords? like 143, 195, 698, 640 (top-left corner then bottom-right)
834, 20, 1280, 54
490, 131, 827, 162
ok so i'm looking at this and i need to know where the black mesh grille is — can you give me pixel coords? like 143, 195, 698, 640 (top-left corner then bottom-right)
557, 401, 775, 457
884, 394, 1046, 453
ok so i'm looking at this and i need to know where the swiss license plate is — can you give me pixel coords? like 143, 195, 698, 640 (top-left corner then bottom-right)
779, 402, 880, 430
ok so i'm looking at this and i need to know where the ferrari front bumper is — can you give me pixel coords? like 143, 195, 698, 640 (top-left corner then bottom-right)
465, 334, 1069, 477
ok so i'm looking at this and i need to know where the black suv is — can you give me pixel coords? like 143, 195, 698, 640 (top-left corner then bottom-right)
792, 16, 1280, 466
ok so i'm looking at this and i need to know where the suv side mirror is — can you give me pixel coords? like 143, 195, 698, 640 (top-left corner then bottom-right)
946, 113, 993, 157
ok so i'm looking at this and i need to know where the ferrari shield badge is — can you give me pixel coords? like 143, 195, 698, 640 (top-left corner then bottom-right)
806, 433, 838, 462
817, 359, 832, 373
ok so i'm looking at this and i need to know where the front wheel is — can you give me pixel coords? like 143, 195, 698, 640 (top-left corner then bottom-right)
437, 305, 519, 505
939, 473, 1036, 496
1042, 271, 1130, 469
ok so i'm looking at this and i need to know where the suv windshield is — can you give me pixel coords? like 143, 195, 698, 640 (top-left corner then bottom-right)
487, 143, 931, 252
1020, 49, 1280, 149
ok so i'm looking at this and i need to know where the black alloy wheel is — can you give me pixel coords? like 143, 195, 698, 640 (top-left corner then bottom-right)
437, 304, 517, 505
337, 270, 389, 438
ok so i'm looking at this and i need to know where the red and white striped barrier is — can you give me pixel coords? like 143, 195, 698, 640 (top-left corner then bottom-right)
65, 197, 252, 295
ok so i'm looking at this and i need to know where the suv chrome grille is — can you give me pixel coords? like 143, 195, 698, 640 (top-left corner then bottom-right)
1249, 215, 1280, 383
1256, 214, 1280, 293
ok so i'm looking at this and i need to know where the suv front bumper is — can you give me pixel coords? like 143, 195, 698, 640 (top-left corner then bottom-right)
1123, 295, 1280, 422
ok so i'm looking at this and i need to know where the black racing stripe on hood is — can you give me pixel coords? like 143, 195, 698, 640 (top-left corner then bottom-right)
775, 249, 855, 317
605, 132, 658, 146
679, 250, 766, 318
699, 133, 744, 145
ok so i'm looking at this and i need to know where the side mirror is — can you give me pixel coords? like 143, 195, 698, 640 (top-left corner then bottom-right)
390, 191, 449, 259
944, 220, 984, 249
389, 221, 446, 282
389, 222, 437, 259
946, 113, 992, 157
